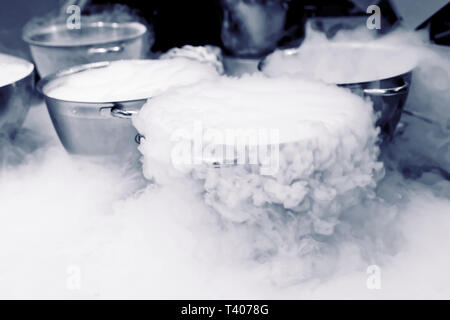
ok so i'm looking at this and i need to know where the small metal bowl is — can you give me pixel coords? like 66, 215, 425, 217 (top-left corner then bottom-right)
37, 61, 147, 155
23, 21, 148, 77
0, 54, 35, 137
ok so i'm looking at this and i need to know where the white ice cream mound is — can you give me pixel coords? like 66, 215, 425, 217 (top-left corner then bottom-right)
45, 58, 220, 102
0, 54, 34, 87
160, 45, 224, 74
134, 75, 383, 275
261, 29, 420, 84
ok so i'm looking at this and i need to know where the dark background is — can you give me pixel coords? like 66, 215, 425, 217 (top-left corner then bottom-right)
87, 0, 224, 52
0, 0, 373, 56
0, 0, 448, 60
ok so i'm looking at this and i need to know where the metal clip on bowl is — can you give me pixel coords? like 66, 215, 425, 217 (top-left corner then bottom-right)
362, 81, 438, 125
110, 105, 145, 144
363, 82, 409, 96
110, 106, 139, 119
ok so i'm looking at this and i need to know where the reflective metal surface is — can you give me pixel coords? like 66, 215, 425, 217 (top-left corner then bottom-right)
38, 61, 147, 155
0, 56, 35, 137
24, 22, 148, 77
259, 44, 416, 140
339, 71, 413, 139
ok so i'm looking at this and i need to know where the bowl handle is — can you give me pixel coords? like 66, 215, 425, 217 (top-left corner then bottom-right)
363, 81, 409, 96
109, 105, 145, 144
110, 106, 139, 119
361, 81, 439, 125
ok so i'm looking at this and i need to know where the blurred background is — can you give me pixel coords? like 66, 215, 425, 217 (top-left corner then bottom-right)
1, 0, 448, 59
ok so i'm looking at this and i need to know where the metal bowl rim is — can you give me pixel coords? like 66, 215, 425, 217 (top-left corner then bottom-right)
260, 42, 419, 84
37, 59, 152, 104
337, 70, 414, 86
22, 21, 147, 48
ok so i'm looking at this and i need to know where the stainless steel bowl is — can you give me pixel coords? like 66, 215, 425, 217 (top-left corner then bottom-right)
259, 44, 416, 140
0, 54, 35, 136
338, 71, 412, 139
38, 61, 146, 155
23, 21, 148, 77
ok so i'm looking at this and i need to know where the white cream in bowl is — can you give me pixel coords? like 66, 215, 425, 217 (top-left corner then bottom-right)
45, 58, 220, 103
0, 54, 34, 87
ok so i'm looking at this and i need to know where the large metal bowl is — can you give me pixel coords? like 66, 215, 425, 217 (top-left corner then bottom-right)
260, 43, 417, 139
23, 21, 148, 77
0, 54, 35, 137
37, 61, 146, 155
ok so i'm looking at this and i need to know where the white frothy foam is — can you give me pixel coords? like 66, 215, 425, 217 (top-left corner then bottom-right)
262, 27, 422, 84
45, 58, 219, 102
0, 53, 33, 87
133, 74, 384, 281
160, 45, 225, 74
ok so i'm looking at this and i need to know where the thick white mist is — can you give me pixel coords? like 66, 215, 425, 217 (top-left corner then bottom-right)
133, 74, 384, 284
262, 26, 424, 84
160, 45, 225, 74
0, 27, 449, 299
